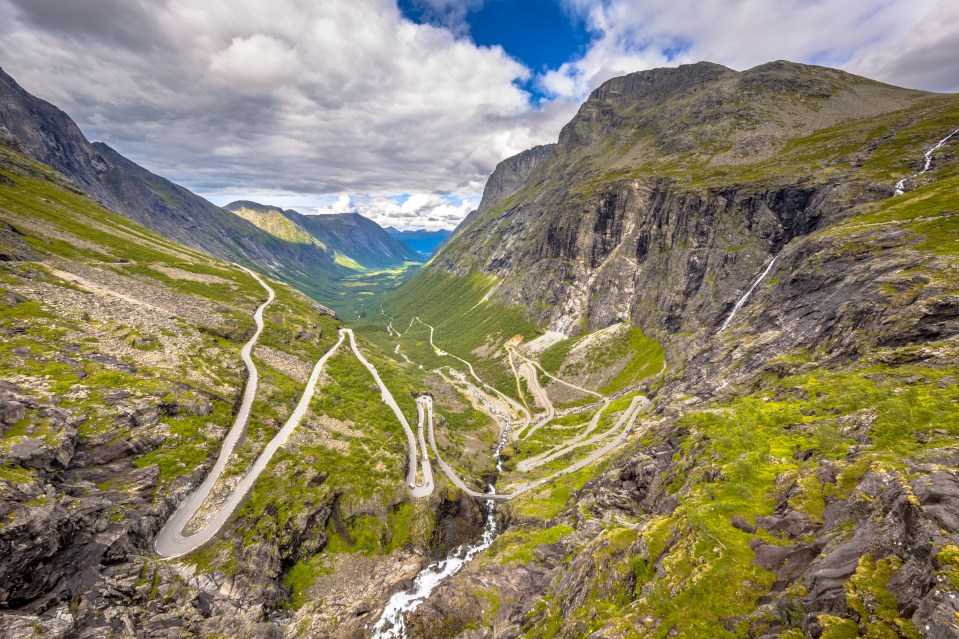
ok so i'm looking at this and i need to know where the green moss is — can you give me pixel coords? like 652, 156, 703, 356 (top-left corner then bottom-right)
493, 524, 573, 565
817, 615, 860, 639
936, 546, 959, 590
0, 463, 35, 483
847, 556, 922, 639
283, 554, 333, 609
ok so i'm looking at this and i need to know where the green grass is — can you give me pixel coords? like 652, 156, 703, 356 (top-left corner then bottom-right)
283, 554, 333, 609
384, 270, 539, 388
534, 325, 664, 394
491, 524, 573, 565
601, 327, 665, 393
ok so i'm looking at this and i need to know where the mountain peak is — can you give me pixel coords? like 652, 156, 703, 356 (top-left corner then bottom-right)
225, 200, 285, 215
588, 61, 736, 102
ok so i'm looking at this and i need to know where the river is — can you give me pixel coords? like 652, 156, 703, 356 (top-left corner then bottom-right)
369, 490, 498, 638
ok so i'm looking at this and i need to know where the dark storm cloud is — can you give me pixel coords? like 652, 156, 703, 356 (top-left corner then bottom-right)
7, 0, 164, 51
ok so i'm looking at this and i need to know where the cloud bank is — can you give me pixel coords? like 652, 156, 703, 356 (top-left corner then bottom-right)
0, 0, 956, 230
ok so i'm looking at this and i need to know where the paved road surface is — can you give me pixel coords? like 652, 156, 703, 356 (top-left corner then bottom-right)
344, 328, 434, 499
155, 266, 279, 558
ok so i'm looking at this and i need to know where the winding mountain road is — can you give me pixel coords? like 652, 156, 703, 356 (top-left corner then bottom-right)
398, 317, 650, 499
157, 286, 650, 559
155, 279, 439, 558
343, 328, 434, 498
155, 266, 279, 558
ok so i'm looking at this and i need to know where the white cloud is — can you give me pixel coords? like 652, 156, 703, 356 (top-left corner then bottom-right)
303, 192, 478, 231
312, 195, 357, 215
208, 34, 300, 87
0, 0, 540, 201
546, 0, 958, 100
1, 0, 956, 234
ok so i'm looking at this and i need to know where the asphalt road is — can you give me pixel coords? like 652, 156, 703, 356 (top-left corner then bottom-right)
155, 293, 650, 559
155, 266, 279, 558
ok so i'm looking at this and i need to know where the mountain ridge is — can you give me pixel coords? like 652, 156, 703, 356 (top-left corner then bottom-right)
426, 60, 953, 339
0, 67, 352, 305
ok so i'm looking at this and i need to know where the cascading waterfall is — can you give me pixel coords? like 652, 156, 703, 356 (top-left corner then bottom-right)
368, 378, 512, 637
494, 411, 511, 473
718, 255, 779, 332
369, 490, 499, 638
894, 128, 959, 195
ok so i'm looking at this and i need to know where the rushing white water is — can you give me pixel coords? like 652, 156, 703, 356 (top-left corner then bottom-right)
493, 419, 510, 473
370, 490, 498, 638
894, 128, 959, 195
719, 255, 779, 332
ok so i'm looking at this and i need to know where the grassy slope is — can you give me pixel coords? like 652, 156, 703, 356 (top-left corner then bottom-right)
0, 144, 500, 615
230, 206, 326, 248
449, 166, 959, 638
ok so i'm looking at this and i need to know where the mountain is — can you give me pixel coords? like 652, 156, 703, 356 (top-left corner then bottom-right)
383, 61, 959, 637
0, 135, 489, 637
226, 200, 420, 270
0, 67, 344, 303
283, 208, 422, 270
425, 61, 940, 336
385, 227, 452, 255
4, 57, 959, 639
221, 200, 325, 247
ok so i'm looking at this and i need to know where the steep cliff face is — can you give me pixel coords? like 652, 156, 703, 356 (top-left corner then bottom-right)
438, 175, 868, 336
429, 61, 947, 342
389, 61, 959, 639
475, 144, 556, 217
439, 143, 555, 252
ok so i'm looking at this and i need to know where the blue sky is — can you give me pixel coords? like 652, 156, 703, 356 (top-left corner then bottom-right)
1, 0, 956, 230
399, 0, 592, 97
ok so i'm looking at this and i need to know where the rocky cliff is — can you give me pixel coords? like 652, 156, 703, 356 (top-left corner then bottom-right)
438, 143, 555, 254
387, 61, 959, 638
429, 61, 941, 342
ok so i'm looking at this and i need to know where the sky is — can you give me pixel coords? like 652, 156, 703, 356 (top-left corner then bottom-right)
0, 0, 957, 230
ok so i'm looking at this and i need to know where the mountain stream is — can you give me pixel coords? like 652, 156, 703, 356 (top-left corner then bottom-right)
369, 491, 498, 638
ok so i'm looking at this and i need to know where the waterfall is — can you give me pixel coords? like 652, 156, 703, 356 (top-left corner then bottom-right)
369, 490, 498, 638
894, 128, 959, 195
719, 256, 778, 332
